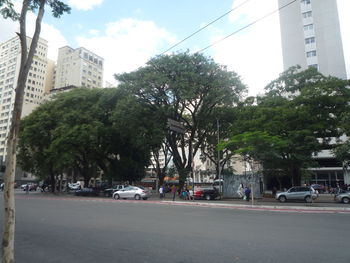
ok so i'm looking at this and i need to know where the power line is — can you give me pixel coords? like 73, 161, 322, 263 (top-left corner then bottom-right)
160, 0, 253, 55
197, 0, 297, 53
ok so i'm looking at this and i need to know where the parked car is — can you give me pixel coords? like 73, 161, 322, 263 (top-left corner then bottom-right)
193, 187, 219, 201
75, 188, 100, 197
276, 186, 318, 203
334, 191, 350, 204
311, 184, 326, 193
0, 182, 4, 191
103, 185, 128, 197
21, 183, 38, 191
68, 182, 81, 190
113, 186, 151, 200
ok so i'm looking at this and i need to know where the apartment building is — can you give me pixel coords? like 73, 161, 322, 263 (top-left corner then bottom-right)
278, 0, 349, 186
0, 36, 49, 163
54, 46, 103, 89
278, 0, 347, 79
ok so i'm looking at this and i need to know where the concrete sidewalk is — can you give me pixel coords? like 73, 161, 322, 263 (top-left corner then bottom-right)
153, 193, 350, 213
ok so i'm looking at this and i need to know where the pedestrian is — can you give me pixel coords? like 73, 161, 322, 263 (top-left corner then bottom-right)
25, 183, 29, 194
171, 185, 177, 201
244, 186, 251, 202
237, 183, 244, 199
159, 185, 164, 199
272, 186, 277, 197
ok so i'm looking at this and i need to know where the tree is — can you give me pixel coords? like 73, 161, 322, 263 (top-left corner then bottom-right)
1, 1, 70, 261
226, 67, 350, 187
18, 88, 164, 187
116, 52, 246, 188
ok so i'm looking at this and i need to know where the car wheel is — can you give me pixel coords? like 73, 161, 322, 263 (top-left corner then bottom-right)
134, 194, 141, 200
304, 195, 312, 203
278, 196, 286, 203
205, 194, 211, 201
342, 197, 350, 204
113, 194, 120, 200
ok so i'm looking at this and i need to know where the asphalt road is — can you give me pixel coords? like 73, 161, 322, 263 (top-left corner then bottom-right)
0, 192, 349, 263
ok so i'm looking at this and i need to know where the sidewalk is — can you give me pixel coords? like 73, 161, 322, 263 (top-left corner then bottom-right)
152, 193, 350, 213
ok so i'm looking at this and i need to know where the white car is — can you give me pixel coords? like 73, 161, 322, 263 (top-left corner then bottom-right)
68, 182, 81, 190
113, 186, 151, 200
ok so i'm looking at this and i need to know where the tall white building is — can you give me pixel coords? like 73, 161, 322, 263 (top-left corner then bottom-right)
0, 36, 49, 163
54, 46, 104, 89
278, 0, 347, 79
278, 0, 349, 186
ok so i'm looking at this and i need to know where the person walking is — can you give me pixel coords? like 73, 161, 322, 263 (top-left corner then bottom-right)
171, 185, 177, 201
237, 183, 244, 199
244, 186, 251, 202
159, 185, 164, 199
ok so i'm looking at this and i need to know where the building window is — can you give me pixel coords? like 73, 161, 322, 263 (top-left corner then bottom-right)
308, 64, 318, 69
304, 24, 313, 31
305, 37, 315, 44
302, 11, 312, 18
306, 50, 317, 57
301, 0, 311, 5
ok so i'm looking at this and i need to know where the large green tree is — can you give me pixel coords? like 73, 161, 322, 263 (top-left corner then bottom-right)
18, 88, 164, 188
0, 1, 70, 261
226, 67, 350, 187
116, 52, 246, 188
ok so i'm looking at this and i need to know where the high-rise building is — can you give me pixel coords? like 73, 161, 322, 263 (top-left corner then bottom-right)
0, 36, 49, 163
278, 0, 347, 79
54, 46, 104, 89
278, 0, 349, 186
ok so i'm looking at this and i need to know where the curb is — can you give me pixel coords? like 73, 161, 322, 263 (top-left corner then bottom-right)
160, 200, 350, 213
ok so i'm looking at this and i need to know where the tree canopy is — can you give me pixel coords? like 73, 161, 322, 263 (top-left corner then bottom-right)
115, 52, 247, 187
18, 88, 164, 187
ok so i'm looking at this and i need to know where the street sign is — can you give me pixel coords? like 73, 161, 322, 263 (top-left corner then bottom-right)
167, 118, 186, 134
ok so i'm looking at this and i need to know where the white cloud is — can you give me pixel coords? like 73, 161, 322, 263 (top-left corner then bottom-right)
89, 29, 99, 36
211, 0, 282, 96
76, 18, 177, 86
68, 0, 104, 11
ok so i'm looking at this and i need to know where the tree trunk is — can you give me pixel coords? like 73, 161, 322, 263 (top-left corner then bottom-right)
2, 1, 46, 262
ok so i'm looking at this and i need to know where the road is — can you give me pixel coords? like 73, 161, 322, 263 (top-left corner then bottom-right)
0, 192, 349, 263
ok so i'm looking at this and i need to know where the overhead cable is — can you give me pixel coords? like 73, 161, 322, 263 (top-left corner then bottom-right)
160, 0, 253, 55
197, 0, 297, 53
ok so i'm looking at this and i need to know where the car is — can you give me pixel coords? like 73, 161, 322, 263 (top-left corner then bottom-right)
334, 191, 350, 204
21, 183, 38, 191
193, 187, 219, 201
75, 188, 100, 197
68, 182, 81, 190
113, 186, 151, 200
103, 185, 128, 197
276, 186, 318, 203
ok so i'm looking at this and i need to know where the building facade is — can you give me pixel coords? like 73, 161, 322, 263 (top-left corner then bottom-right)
278, 0, 350, 187
54, 46, 104, 89
0, 36, 49, 163
278, 0, 347, 79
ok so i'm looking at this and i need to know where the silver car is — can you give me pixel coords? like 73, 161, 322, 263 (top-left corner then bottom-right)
335, 192, 350, 204
276, 186, 318, 203
113, 186, 151, 200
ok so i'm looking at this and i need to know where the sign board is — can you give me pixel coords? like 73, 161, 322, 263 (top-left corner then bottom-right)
167, 118, 186, 134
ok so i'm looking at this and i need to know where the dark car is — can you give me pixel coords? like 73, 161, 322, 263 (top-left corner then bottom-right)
193, 188, 219, 201
311, 184, 326, 193
75, 188, 100, 197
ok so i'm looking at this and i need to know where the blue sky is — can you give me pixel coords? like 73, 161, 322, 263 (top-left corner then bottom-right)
1, 0, 349, 95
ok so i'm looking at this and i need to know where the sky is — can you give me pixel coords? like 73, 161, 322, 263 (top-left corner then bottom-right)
0, 0, 349, 96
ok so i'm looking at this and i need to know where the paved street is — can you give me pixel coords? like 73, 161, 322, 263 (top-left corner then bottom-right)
1, 191, 350, 263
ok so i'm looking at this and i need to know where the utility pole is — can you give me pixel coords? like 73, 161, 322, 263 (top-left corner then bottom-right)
217, 119, 222, 199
